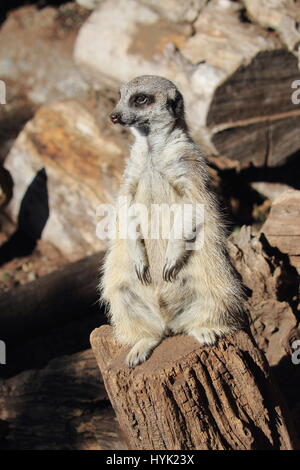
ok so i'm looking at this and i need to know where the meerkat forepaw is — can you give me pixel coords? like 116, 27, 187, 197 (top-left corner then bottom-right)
163, 261, 178, 282
163, 256, 185, 282
135, 263, 152, 285
125, 338, 159, 367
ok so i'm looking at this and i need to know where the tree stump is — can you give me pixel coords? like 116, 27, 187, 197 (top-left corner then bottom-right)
91, 325, 298, 450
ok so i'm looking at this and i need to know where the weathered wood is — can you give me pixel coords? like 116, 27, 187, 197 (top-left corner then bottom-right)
91, 325, 298, 450
228, 226, 298, 367
0, 251, 104, 345
205, 50, 300, 167
262, 189, 300, 274
0, 349, 126, 450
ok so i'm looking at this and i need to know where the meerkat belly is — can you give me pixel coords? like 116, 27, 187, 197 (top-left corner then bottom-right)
134, 170, 180, 285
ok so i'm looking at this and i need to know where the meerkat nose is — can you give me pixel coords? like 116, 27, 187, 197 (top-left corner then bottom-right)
110, 113, 121, 124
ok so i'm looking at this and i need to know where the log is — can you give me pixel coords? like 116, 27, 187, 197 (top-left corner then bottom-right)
91, 325, 298, 450
0, 349, 126, 450
0, 251, 104, 345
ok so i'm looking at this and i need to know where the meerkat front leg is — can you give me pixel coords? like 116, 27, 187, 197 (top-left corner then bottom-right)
163, 202, 201, 282
126, 205, 151, 285
120, 179, 152, 285
128, 237, 151, 285
163, 239, 189, 282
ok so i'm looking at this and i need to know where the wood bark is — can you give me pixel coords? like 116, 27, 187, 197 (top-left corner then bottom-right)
0, 251, 104, 345
91, 325, 298, 450
228, 225, 298, 367
203, 49, 300, 167
0, 349, 126, 450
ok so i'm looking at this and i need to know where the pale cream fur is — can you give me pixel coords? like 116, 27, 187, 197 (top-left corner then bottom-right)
100, 76, 245, 367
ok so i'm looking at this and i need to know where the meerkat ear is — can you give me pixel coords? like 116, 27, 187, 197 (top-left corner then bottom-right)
167, 88, 184, 118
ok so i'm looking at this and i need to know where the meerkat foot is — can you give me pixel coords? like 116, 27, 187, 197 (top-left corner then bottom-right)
189, 327, 224, 347
125, 337, 160, 367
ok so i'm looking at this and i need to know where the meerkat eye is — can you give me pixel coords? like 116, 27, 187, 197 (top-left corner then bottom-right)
135, 94, 148, 105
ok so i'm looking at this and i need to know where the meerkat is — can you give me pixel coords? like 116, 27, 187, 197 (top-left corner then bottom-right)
100, 75, 246, 367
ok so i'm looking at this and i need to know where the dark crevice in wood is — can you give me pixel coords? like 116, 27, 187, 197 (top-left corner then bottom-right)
189, 363, 231, 449
242, 351, 287, 450
258, 233, 299, 316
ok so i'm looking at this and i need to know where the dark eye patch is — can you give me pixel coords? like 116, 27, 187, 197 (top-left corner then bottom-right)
129, 93, 155, 108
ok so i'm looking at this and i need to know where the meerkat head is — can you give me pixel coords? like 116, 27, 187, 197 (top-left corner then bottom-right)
110, 75, 185, 135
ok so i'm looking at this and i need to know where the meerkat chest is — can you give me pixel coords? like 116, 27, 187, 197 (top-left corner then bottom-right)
134, 165, 178, 206
131, 146, 181, 204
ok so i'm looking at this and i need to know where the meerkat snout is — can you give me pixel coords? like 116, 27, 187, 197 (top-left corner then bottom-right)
110, 112, 121, 124
110, 75, 185, 135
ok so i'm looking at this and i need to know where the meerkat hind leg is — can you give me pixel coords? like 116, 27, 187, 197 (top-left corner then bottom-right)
109, 286, 163, 367
126, 337, 161, 367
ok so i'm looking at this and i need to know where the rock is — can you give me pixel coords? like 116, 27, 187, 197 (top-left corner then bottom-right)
0, 239, 67, 293
76, 0, 104, 9
139, 0, 207, 24
228, 226, 298, 366
251, 182, 292, 202
0, 169, 8, 207
262, 189, 300, 274
0, 349, 126, 450
74, 0, 300, 167
0, 167, 13, 209
242, 0, 300, 54
0, 83, 36, 163
0, 4, 91, 159
0, 4, 90, 106
4, 101, 126, 261
74, 0, 190, 89
0, 186, 4, 207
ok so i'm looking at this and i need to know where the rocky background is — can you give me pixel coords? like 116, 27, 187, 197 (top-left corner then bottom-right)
0, 0, 299, 450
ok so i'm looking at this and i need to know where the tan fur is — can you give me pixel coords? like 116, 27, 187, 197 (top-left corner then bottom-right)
100, 76, 245, 367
